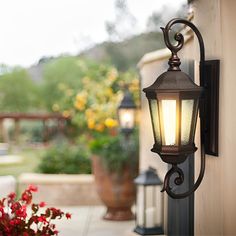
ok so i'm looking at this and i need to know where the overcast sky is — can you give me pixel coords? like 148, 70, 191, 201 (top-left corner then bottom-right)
0, 0, 186, 67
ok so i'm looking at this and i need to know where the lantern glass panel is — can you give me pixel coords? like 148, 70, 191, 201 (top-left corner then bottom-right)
137, 186, 145, 227
181, 99, 194, 145
190, 99, 199, 143
145, 186, 156, 228
149, 99, 161, 145
118, 108, 135, 129
161, 100, 177, 146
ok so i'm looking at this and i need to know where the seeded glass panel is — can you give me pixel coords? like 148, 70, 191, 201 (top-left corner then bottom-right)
181, 99, 194, 145
149, 99, 161, 145
190, 100, 199, 143
161, 100, 176, 145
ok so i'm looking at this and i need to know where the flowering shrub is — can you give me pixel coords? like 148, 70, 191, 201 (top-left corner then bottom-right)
0, 185, 71, 236
41, 58, 140, 172
45, 58, 140, 135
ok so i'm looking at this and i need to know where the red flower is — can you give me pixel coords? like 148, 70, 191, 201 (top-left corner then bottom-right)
50, 207, 63, 218
0, 185, 71, 235
38, 216, 47, 224
27, 184, 38, 192
0, 207, 4, 219
8, 192, 16, 200
9, 219, 21, 226
10, 202, 21, 212
21, 191, 32, 204
16, 205, 27, 219
39, 202, 46, 207
65, 213, 72, 219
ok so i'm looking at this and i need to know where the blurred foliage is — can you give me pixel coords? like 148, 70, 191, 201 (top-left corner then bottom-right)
14, 121, 44, 143
0, 68, 40, 112
41, 57, 140, 174
37, 143, 91, 174
42, 57, 140, 135
41, 57, 85, 110
90, 131, 139, 173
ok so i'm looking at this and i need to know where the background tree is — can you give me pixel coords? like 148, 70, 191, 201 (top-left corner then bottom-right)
105, 0, 137, 41
41, 56, 88, 110
0, 68, 39, 112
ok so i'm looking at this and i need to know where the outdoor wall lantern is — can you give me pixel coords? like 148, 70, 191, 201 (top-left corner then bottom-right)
118, 87, 137, 136
134, 167, 164, 235
143, 18, 220, 199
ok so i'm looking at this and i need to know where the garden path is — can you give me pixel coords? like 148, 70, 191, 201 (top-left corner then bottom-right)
55, 206, 136, 236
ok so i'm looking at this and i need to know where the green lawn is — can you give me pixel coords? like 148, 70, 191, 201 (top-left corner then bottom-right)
0, 147, 46, 178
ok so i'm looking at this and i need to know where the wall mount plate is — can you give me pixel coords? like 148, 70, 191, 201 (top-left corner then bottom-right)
202, 60, 220, 156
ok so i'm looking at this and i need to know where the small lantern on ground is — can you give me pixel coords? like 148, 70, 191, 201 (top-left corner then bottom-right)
134, 167, 164, 235
118, 88, 136, 136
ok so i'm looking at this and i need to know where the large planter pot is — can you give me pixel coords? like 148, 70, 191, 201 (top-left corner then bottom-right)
92, 155, 137, 221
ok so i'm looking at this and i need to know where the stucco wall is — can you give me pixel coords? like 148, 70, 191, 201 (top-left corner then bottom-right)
139, 0, 236, 235
193, 0, 236, 235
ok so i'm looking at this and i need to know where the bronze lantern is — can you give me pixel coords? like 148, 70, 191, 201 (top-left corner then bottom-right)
143, 18, 220, 199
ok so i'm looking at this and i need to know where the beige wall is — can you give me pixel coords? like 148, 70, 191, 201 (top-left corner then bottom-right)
194, 0, 236, 235
139, 0, 236, 235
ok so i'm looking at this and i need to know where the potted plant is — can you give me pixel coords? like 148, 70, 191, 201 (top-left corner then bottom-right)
46, 60, 140, 220
89, 131, 139, 221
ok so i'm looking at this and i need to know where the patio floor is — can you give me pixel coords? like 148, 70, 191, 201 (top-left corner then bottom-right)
56, 206, 136, 236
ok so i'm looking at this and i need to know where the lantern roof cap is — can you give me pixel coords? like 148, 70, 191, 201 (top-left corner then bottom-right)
143, 71, 203, 93
134, 167, 163, 186
118, 90, 136, 109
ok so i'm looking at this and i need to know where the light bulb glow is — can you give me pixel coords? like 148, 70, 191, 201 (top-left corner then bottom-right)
119, 109, 135, 129
162, 100, 176, 145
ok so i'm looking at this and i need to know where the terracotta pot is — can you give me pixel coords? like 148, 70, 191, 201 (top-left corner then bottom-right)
92, 155, 137, 221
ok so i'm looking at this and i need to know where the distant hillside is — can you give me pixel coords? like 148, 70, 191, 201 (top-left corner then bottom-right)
28, 31, 165, 82
79, 31, 165, 71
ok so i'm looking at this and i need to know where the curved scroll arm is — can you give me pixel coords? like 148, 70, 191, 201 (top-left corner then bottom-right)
161, 18, 205, 72
160, 18, 206, 199
161, 141, 205, 199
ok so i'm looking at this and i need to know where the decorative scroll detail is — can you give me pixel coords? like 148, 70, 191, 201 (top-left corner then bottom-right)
161, 28, 184, 54
161, 164, 184, 193
161, 144, 206, 199
161, 18, 205, 72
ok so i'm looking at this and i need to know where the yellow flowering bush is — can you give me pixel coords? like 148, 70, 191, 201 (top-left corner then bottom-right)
45, 58, 139, 136
41, 57, 140, 174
